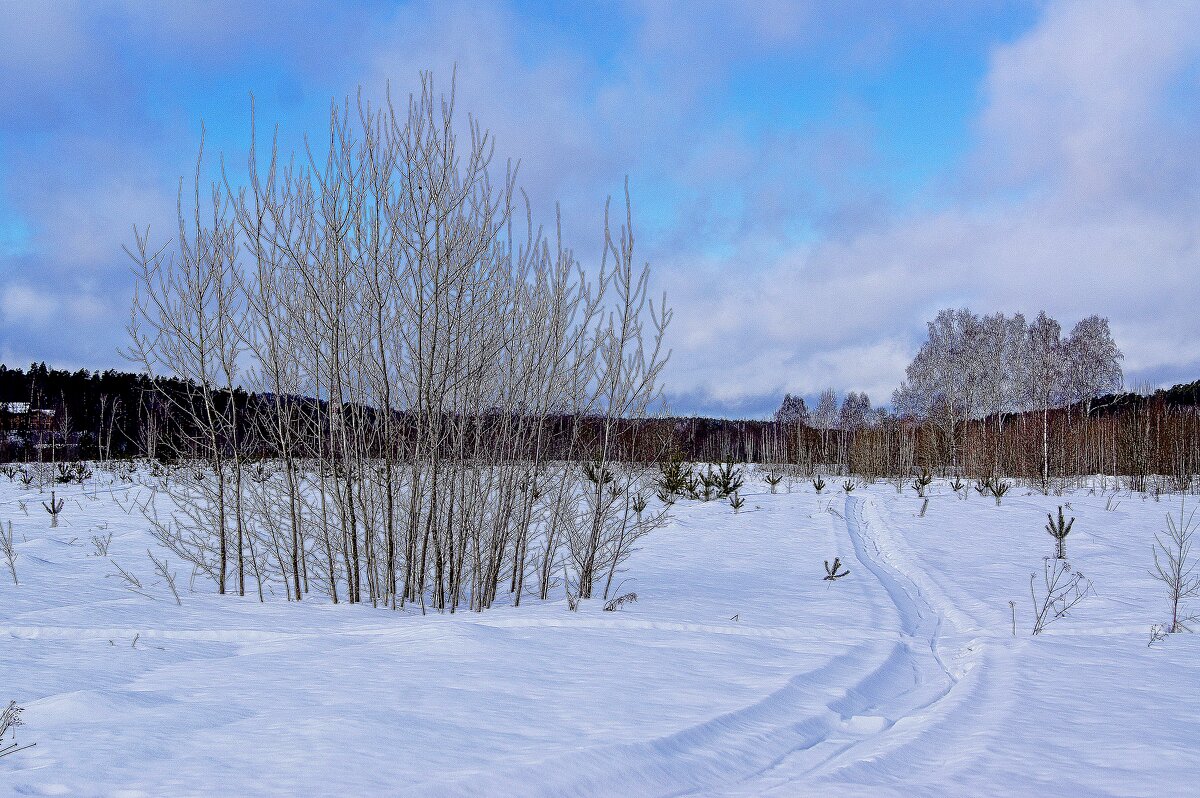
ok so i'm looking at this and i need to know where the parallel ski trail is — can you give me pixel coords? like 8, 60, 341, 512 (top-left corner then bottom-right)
717, 493, 997, 795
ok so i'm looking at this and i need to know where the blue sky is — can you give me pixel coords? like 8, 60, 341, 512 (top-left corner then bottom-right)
2, 1, 1200, 417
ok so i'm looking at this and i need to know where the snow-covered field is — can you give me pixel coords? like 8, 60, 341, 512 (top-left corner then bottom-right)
3, 468, 1199, 796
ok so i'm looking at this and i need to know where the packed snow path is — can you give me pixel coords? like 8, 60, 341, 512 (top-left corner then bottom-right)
4, 476, 1200, 796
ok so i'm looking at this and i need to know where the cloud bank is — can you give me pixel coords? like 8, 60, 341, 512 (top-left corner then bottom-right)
1, 1, 1199, 417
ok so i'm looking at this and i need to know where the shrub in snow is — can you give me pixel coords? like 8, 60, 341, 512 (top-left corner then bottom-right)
729, 493, 745, 513
765, 473, 783, 493
1030, 558, 1091, 635
603, 592, 637, 612
1151, 501, 1200, 634
1, 520, 16, 585
0, 701, 33, 759
812, 475, 827, 494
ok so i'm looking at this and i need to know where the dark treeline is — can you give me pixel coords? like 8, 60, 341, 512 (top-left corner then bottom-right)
4, 363, 1200, 494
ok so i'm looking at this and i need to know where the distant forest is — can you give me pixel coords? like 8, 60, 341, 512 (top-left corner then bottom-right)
4, 362, 1200, 481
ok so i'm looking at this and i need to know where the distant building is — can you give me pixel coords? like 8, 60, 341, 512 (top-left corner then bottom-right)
0, 402, 56, 432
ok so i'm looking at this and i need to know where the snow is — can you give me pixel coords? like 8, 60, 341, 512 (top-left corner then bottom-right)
3, 470, 1199, 796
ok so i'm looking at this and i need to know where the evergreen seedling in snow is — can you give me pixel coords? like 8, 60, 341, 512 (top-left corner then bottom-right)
812, 475, 826, 494
583, 461, 614, 488
1046, 506, 1074, 559
765, 473, 783, 493
712, 460, 744, 498
991, 480, 1010, 505
824, 557, 850, 580
657, 456, 693, 498
729, 493, 745, 513
42, 491, 65, 527
912, 469, 933, 497
843, 480, 856, 493
632, 494, 648, 521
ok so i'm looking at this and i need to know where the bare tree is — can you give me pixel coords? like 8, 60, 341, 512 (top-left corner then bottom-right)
1151, 500, 1200, 633
1023, 311, 1066, 493
125, 71, 670, 613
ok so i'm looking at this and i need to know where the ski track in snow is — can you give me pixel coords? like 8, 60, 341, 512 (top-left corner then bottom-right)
433, 494, 997, 797
711, 495, 1005, 795
7, 477, 1198, 796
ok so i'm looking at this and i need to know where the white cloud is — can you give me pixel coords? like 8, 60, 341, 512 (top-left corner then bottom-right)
1, 284, 57, 326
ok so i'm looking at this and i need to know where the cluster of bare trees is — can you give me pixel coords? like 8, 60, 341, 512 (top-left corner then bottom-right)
125, 74, 669, 611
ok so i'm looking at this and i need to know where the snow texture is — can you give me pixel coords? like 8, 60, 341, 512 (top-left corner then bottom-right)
2, 471, 1198, 796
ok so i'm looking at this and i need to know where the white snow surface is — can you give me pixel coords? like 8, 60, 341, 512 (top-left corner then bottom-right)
3, 472, 1199, 796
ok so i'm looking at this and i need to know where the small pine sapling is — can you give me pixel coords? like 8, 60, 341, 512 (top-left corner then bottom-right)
843, 479, 856, 493
72, 462, 93, 484
583, 461, 614, 488
764, 473, 783, 494
713, 459, 744, 498
974, 477, 993, 496
950, 475, 966, 493
812, 475, 827, 494
658, 455, 693, 498
912, 468, 933, 498
729, 493, 745, 513
632, 494, 648, 521
991, 480, 1010, 506
42, 491, 65, 527
824, 556, 850, 581
1046, 506, 1074, 559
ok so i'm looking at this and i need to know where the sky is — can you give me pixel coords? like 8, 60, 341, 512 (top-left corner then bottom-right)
2, 0, 1199, 418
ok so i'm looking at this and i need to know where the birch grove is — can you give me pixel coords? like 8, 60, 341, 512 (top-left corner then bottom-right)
125, 74, 670, 610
